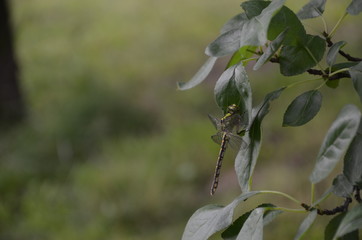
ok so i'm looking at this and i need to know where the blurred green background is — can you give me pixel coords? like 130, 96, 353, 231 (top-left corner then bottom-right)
1, 0, 361, 239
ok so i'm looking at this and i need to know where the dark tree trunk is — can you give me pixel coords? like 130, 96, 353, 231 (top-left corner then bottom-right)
0, 0, 25, 126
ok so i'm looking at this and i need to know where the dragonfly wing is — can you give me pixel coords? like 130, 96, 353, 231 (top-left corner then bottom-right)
228, 133, 247, 151
208, 114, 221, 130
211, 132, 223, 145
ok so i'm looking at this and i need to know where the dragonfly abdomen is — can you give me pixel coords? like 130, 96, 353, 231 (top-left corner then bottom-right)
210, 133, 230, 195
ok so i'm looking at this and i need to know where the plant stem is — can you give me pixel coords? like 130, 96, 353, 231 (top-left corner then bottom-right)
311, 183, 315, 204
285, 77, 323, 89
260, 190, 302, 205
329, 68, 350, 78
321, 16, 328, 34
265, 206, 306, 213
328, 12, 348, 38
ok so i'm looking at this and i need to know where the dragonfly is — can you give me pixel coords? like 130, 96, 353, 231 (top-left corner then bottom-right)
208, 104, 248, 195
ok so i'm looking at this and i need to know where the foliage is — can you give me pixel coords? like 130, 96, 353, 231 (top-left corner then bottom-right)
179, 0, 362, 239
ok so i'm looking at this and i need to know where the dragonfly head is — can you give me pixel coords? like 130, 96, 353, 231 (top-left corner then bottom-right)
227, 104, 239, 114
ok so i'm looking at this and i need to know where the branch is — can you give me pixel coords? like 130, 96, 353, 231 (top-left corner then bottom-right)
301, 197, 352, 216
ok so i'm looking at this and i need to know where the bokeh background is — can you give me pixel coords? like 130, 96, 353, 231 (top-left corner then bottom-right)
1, 0, 361, 239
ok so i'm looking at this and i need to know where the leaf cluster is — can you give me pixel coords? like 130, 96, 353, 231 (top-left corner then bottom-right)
179, 0, 362, 239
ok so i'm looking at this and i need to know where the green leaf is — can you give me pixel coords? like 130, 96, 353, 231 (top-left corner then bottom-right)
177, 57, 218, 90
206, 28, 243, 57
268, 5, 307, 46
297, 0, 327, 19
294, 209, 318, 240
279, 34, 326, 76
348, 61, 362, 103
236, 208, 264, 240
222, 211, 252, 240
253, 29, 288, 71
332, 174, 354, 198
221, 13, 248, 34
181, 191, 260, 240
309, 105, 361, 184
222, 204, 282, 240
241, 1, 269, 19
235, 88, 285, 192
242, 2, 306, 46
214, 63, 252, 117
347, 0, 362, 15
327, 41, 346, 66
325, 213, 359, 240
334, 204, 362, 239
343, 119, 362, 187
239, 0, 286, 48
283, 90, 322, 127
227, 46, 257, 69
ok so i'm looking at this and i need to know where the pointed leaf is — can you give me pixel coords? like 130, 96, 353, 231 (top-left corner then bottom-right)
309, 105, 361, 184
348, 61, 362, 103
294, 209, 318, 240
181, 191, 260, 240
236, 88, 285, 192
297, 0, 327, 19
283, 90, 322, 127
206, 28, 243, 57
334, 204, 362, 239
236, 208, 264, 240
242, 1, 306, 46
347, 0, 362, 15
239, 0, 286, 48
221, 13, 248, 34
222, 204, 282, 240
214, 63, 252, 119
332, 174, 354, 198
279, 34, 326, 76
177, 57, 218, 90
327, 41, 347, 66
253, 29, 288, 70
241, 1, 269, 19
343, 118, 362, 187
325, 213, 359, 240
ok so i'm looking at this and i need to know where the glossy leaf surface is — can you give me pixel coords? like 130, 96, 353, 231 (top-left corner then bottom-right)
349, 61, 362, 102
297, 0, 327, 19
334, 204, 362, 239
215, 63, 252, 117
236, 88, 285, 192
347, 0, 362, 15
327, 41, 346, 66
181, 191, 260, 240
343, 119, 362, 187
236, 208, 264, 240
177, 57, 217, 90
279, 34, 326, 76
325, 213, 359, 240
268, 5, 306, 46
283, 90, 322, 127
206, 28, 243, 57
239, 0, 286, 48
222, 204, 282, 240
332, 174, 354, 198
294, 209, 317, 240
310, 105, 361, 184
